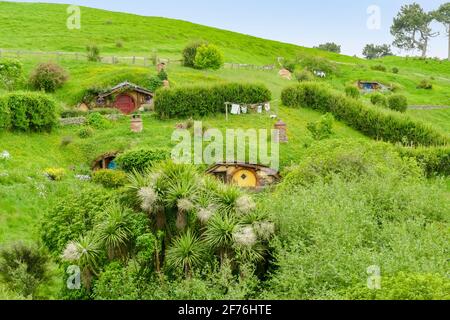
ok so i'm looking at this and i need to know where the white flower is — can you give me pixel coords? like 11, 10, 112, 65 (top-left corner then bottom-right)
139, 187, 158, 212
233, 226, 258, 247
177, 198, 194, 212
197, 206, 215, 224
236, 195, 256, 215
75, 175, 91, 181
253, 221, 275, 240
0, 151, 11, 160
62, 242, 81, 262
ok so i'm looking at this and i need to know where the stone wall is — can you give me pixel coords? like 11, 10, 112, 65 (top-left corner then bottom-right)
60, 117, 86, 126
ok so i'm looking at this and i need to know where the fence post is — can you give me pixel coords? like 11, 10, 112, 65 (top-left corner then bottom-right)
133, 56, 136, 64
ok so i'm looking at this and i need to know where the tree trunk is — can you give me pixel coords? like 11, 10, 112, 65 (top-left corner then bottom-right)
448, 28, 450, 61
421, 38, 428, 58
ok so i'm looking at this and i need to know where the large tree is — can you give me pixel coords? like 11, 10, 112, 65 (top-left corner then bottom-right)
391, 3, 438, 58
433, 3, 450, 61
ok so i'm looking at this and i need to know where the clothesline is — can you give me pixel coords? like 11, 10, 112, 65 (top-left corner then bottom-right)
224, 101, 273, 121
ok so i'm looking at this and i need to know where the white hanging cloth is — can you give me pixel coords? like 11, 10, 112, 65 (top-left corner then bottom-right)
265, 103, 271, 112
257, 105, 263, 113
231, 104, 241, 115
241, 106, 248, 114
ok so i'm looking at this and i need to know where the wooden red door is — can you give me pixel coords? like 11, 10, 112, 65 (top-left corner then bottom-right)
114, 95, 135, 114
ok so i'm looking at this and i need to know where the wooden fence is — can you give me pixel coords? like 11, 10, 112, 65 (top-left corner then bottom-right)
0, 48, 275, 71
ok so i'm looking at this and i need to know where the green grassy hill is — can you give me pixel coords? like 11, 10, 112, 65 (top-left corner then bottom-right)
0, 1, 357, 64
0, 1, 449, 301
1, 1, 449, 107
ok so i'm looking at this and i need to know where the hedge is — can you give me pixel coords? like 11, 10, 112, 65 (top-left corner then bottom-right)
0, 92, 58, 132
281, 82, 449, 146
116, 148, 171, 172
398, 146, 450, 177
154, 83, 271, 118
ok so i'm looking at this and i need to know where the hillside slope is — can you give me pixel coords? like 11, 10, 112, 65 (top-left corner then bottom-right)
0, 1, 360, 64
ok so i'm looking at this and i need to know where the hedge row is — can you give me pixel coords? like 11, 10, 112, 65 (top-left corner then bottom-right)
154, 83, 271, 118
398, 146, 450, 177
281, 82, 449, 146
115, 148, 171, 172
0, 92, 58, 132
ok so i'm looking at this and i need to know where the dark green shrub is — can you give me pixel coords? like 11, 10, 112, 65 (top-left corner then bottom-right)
87, 112, 111, 129
157, 69, 168, 81
370, 92, 388, 106
148, 76, 163, 92
0, 92, 58, 132
0, 242, 49, 298
87, 45, 101, 62
194, 44, 224, 70
116, 148, 170, 172
92, 169, 128, 189
40, 185, 113, 254
371, 64, 387, 72
295, 70, 314, 82
78, 126, 94, 139
345, 86, 360, 99
182, 41, 208, 68
392, 67, 399, 74
155, 83, 271, 119
398, 146, 450, 177
417, 79, 433, 89
387, 94, 408, 112
29, 62, 68, 92
0, 58, 24, 91
281, 82, 448, 146
306, 113, 334, 140
0, 96, 11, 130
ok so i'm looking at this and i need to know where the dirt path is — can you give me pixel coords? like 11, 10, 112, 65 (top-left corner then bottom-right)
408, 105, 450, 110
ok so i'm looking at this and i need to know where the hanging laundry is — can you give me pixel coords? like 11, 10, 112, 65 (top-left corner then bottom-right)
231, 104, 241, 115
257, 105, 263, 113
241, 105, 248, 114
265, 103, 271, 112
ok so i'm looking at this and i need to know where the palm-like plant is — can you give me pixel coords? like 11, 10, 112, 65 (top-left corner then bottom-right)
62, 233, 102, 289
97, 203, 133, 261
204, 213, 239, 264
212, 184, 243, 215
165, 230, 207, 277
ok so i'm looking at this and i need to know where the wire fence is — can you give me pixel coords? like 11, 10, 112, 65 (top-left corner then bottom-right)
0, 48, 276, 71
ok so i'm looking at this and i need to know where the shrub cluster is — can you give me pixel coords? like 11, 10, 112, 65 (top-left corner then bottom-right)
194, 44, 224, 70
369, 92, 388, 107
87, 112, 111, 129
281, 82, 448, 146
115, 148, 171, 172
29, 62, 68, 92
370, 64, 387, 72
387, 94, 408, 113
0, 92, 58, 132
344, 86, 360, 99
155, 83, 271, 119
398, 146, 450, 177
417, 79, 433, 90
92, 169, 128, 189
0, 58, 24, 91
295, 70, 314, 82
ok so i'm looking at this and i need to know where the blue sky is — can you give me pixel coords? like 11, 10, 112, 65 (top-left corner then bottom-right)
5, 0, 449, 58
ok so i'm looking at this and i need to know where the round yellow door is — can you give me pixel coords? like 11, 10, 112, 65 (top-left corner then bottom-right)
232, 169, 257, 188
